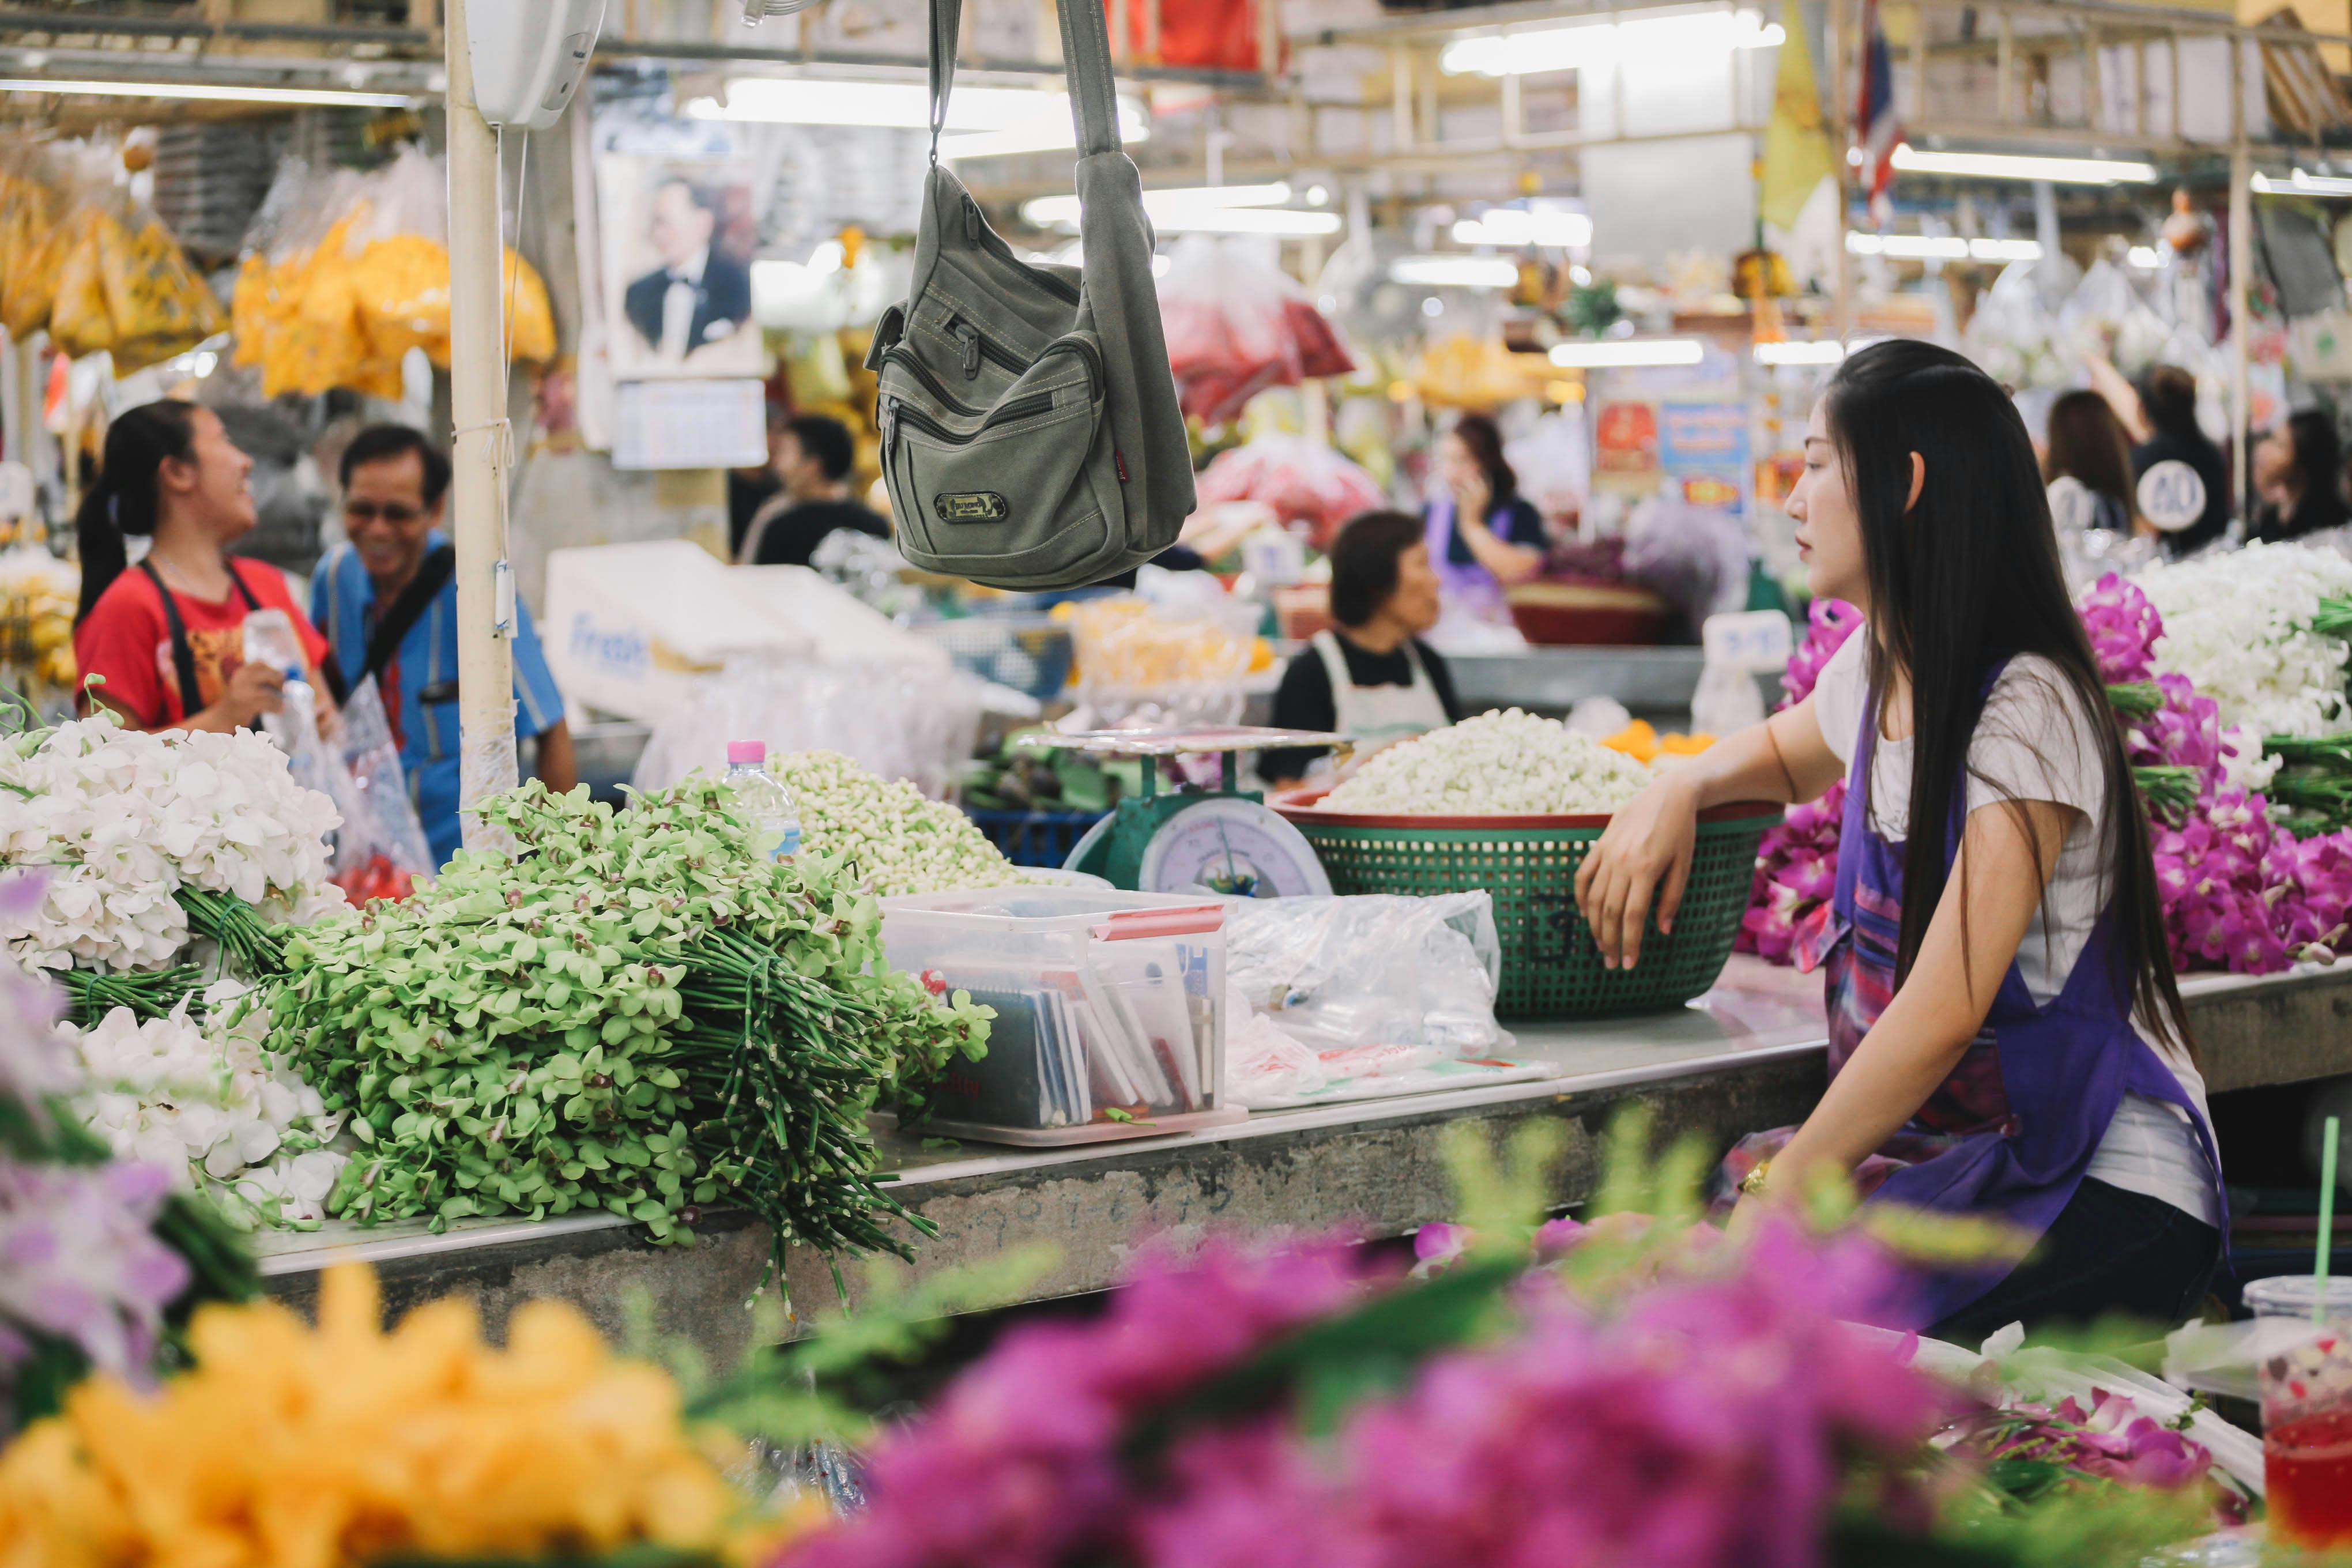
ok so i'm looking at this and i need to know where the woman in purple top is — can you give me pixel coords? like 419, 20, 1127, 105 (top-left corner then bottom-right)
1575, 341, 2223, 1340
1423, 413, 1548, 621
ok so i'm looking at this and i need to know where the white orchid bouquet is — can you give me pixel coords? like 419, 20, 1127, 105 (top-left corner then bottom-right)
0, 714, 344, 977
63, 980, 346, 1230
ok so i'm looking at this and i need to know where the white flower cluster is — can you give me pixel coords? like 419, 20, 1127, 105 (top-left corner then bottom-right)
64, 981, 346, 1228
0, 716, 343, 971
2136, 542, 2352, 745
1321, 709, 1654, 816
769, 748, 1026, 897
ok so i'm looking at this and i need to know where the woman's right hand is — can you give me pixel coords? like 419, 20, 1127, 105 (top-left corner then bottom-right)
1574, 770, 1702, 970
209, 661, 286, 730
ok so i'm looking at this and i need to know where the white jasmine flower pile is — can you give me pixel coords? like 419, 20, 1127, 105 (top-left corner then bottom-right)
65, 981, 347, 1228
1321, 709, 1654, 816
2136, 542, 2352, 778
768, 748, 1027, 896
0, 715, 343, 972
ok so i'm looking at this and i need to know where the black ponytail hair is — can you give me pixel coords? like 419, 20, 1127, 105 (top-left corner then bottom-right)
74, 399, 199, 628
1822, 340, 2194, 1058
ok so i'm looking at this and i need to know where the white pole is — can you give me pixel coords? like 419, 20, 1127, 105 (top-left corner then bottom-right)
444, 0, 521, 847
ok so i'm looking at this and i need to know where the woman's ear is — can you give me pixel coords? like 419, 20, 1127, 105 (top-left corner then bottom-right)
1906, 451, 1925, 512
156, 453, 198, 497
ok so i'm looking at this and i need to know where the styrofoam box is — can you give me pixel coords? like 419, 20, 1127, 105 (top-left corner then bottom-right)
881, 887, 1238, 1146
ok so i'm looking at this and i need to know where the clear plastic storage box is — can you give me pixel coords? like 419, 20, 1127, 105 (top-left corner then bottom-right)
880, 886, 1239, 1145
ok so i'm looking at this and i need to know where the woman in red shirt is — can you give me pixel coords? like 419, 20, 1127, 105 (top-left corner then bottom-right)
72, 401, 332, 733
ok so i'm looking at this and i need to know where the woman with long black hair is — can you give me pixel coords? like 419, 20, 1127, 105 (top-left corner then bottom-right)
1577, 341, 2222, 1339
1422, 413, 1547, 621
73, 400, 333, 734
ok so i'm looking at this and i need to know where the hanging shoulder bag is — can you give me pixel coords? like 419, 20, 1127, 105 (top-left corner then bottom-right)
866, 0, 1195, 589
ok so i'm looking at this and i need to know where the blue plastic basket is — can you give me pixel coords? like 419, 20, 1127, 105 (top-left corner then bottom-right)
963, 807, 1110, 868
917, 616, 1074, 702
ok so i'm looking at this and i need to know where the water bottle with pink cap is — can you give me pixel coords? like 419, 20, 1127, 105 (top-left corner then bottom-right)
723, 740, 802, 862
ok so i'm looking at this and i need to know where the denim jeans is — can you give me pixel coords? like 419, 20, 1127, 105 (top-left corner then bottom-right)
1927, 1177, 2222, 1345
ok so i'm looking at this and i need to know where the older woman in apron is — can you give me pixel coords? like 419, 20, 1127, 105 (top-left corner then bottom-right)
1262, 510, 1463, 787
1576, 341, 2222, 1340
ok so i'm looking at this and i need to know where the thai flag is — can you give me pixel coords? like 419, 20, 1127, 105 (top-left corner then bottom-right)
1856, 0, 1900, 227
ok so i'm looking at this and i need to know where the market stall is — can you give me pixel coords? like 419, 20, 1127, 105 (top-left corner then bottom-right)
16, 0, 2352, 1559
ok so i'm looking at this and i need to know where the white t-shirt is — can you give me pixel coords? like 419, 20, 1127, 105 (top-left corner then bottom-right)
1810, 633, 2218, 1226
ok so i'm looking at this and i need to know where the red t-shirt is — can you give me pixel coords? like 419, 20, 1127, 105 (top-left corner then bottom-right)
74, 561, 330, 729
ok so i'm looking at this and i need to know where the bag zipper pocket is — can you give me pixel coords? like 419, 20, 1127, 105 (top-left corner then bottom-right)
963, 195, 1082, 305
882, 345, 984, 417
885, 390, 1060, 460
948, 317, 1032, 380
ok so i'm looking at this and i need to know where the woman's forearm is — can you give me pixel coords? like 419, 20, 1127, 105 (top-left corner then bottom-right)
1769, 988, 1976, 1186
1458, 517, 1544, 584
1673, 704, 1841, 812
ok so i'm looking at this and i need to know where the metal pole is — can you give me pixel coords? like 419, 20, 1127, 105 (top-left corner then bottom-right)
1831, 0, 1855, 339
443, 0, 521, 846
2230, 141, 2252, 536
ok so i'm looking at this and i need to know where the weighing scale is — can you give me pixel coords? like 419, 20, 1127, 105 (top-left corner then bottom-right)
1021, 726, 1351, 896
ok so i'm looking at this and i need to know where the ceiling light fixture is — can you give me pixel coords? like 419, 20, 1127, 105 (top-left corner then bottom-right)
0, 77, 414, 108
1844, 232, 2042, 261
1887, 144, 2158, 184
1390, 255, 1521, 288
688, 78, 1147, 155
2252, 168, 2352, 197
1024, 181, 1292, 227
1441, 6, 1782, 78
1549, 338, 1706, 368
2127, 245, 2163, 269
1754, 340, 1846, 365
1452, 208, 1593, 248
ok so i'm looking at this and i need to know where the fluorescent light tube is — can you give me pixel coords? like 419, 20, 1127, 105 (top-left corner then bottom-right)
0, 78, 413, 108
2277, 168, 2352, 196
1550, 339, 1706, 368
689, 78, 1145, 146
1442, 7, 1781, 78
1024, 182, 1294, 228
1888, 145, 2157, 184
1845, 232, 2041, 261
1452, 209, 1593, 248
1754, 341, 1846, 365
1390, 255, 1521, 288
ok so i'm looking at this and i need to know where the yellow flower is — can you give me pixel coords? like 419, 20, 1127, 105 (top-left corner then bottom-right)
0, 1265, 789, 1568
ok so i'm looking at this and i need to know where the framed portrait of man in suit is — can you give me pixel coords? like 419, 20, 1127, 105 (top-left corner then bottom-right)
599, 156, 763, 380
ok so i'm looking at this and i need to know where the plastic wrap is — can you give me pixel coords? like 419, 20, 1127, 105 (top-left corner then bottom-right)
1193, 434, 1386, 548
0, 148, 65, 342
633, 653, 989, 802
1220, 891, 1505, 1061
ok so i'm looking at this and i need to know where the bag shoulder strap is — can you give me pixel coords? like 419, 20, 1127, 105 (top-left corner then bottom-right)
138, 560, 202, 727
929, 0, 1122, 162
223, 558, 266, 613
362, 544, 457, 691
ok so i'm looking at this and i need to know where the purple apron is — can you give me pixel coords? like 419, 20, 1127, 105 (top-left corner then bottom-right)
1424, 499, 1508, 623
1737, 669, 2228, 1326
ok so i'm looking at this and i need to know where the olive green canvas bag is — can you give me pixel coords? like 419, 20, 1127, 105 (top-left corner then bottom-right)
865, 0, 1195, 588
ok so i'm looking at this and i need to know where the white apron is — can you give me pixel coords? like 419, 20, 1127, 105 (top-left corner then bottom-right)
1313, 630, 1448, 766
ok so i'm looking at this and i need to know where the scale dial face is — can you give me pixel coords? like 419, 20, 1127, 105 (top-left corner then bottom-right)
1137, 798, 1332, 898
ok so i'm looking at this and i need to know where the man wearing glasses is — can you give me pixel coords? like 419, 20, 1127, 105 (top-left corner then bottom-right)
311, 425, 574, 868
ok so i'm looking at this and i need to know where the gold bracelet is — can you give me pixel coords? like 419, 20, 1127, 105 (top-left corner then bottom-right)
1739, 1159, 1773, 1198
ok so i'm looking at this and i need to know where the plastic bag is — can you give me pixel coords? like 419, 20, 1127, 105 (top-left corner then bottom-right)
1220, 891, 1505, 1059
1158, 236, 1354, 426
1223, 983, 1330, 1107
1193, 434, 1385, 548
0, 152, 63, 341
329, 677, 434, 900
47, 208, 114, 358
96, 197, 229, 371
347, 146, 556, 371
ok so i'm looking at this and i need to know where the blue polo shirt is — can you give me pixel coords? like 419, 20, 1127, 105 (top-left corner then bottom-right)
311, 533, 565, 868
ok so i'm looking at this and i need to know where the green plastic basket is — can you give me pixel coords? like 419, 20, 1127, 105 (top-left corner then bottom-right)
1273, 795, 1780, 1021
